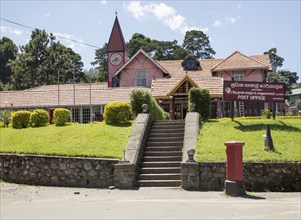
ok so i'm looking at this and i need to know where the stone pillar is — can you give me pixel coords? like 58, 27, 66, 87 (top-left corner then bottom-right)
114, 161, 135, 189
224, 140, 246, 196
181, 162, 199, 190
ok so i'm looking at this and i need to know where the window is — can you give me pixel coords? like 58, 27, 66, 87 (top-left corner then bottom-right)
137, 71, 147, 87
72, 108, 80, 123
233, 70, 244, 81
82, 107, 91, 124
181, 56, 201, 71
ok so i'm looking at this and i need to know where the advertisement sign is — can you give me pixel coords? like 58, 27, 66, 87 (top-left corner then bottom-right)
223, 81, 285, 102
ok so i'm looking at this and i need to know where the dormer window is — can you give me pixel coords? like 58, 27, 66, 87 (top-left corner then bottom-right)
181, 56, 201, 71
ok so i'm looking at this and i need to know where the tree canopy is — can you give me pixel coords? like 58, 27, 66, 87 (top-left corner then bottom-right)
7, 29, 85, 90
264, 48, 284, 72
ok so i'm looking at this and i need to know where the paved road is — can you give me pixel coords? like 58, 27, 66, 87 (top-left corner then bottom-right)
1, 182, 300, 219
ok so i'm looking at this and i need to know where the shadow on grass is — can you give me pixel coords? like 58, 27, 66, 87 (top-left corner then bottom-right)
233, 120, 301, 132
106, 122, 132, 127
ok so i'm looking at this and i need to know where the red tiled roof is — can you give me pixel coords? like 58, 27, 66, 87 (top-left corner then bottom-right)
0, 85, 150, 109
151, 77, 223, 98
211, 51, 271, 71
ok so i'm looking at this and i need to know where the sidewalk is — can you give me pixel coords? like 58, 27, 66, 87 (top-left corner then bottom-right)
1, 182, 300, 219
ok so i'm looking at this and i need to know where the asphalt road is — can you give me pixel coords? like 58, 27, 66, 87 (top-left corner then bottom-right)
1, 182, 300, 220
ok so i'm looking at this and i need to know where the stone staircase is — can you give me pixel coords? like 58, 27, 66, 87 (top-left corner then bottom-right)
138, 120, 185, 187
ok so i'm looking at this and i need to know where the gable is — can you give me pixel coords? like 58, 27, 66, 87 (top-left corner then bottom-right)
114, 49, 169, 77
212, 51, 269, 71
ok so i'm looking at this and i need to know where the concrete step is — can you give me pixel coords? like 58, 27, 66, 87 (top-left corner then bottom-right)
152, 120, 184, 125
151, 128, 185, 133
140, 167, 181, 174
143, 151, 182, 157
145, 146, 182, 152
140, 161, 181, 168
138, 180, 181, 187
149, 132, 184, 138
151, 125, 185, 130
147, 141, 183, 147
143, 156, 182, 162
147, 137, 184, 142
139, 173, 181, 180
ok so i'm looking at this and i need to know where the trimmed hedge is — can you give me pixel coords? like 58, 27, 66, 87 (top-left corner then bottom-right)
30, 109, 50, 127
53, 108, 71, 126
130, 89, 169, 120
11, 110, 31, 129
188, 88, 211, 122
104, 101, 131, 125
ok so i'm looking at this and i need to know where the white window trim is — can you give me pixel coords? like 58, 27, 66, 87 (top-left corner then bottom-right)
233, 70, 244, 81
136, 70, 147, 87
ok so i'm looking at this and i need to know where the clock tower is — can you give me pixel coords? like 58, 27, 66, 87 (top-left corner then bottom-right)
106, 15, 128, 87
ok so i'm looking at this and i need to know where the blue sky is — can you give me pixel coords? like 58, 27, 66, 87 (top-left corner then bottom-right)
1, 0, 300, 76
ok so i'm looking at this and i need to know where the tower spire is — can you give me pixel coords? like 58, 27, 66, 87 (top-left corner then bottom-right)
106, 15, 127, 52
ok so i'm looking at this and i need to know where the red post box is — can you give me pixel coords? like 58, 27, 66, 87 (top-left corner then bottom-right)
224, 140, 245, 196
225, 140, 245, 181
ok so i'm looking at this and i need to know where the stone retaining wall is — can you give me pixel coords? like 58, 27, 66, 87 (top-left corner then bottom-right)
0, 153, 118, 188
198, 162, 301, 191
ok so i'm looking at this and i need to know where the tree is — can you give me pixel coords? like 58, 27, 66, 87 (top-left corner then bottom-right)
91, 43, 108, 82
0, 37, 18, 84
152, 40, 189, 60
182, 30, 215, 59
278, 70, 299, 85
264, 48, 284, 72
127, 33, 153, 57
9, 29, 84, 90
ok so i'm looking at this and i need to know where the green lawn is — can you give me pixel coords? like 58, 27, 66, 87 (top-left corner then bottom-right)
196, 118, 301, 162
0, 122, 133, 159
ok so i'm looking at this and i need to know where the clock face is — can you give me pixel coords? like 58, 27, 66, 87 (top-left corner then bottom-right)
110, 54, 122, 65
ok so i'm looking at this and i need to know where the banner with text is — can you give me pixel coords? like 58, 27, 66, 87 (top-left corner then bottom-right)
223, 81, 285, 102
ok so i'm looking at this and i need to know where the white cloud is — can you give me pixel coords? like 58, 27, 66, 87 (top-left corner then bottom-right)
213, 20, 223, 27
53, 32, 85, 53
125, 1, 207, 34
0, 26, 23, 36
100, 0, 107, 5
213, 16, 238, 27
45, 13, 50, 17
237, 4, 242, 10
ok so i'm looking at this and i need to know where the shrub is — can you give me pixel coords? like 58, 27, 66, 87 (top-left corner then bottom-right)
130, 89, 169, 120
261, 109, 272, 119
0, 109, 11, 127
53, 108, 71, 126
104, 101, 131, 125
11, 110, 31, 129
130, 89, 152, 117
30, 109, 49, 127
188, 88, 211, 122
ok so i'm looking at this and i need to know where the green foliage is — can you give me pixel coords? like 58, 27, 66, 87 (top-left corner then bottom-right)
53, 108, 71, 126
261, 109, 272, 119
264, 48, 284, 72
130, 89, 152, 116
130, 89, 169, 120
30, 109, 49, 127
182, 30, 216, 59
8, 29, 84, 90
104, 102, 131, 125
91, 43, 108, 82
0, 37, 18, 84
11, 110, 31, 129
188, 88, 211, 121
0, 109, 11, 127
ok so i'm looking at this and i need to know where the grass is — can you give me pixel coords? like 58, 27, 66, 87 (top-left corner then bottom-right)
0, 122, 133, 159
196, 118, 301, 162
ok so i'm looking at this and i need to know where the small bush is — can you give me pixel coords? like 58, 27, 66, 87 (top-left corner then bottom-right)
130, 89, 169, 120
30, 109, 49, 127
11, 110, 31, 129
53, 108, 71, 126
188, 88, 211, 122
104, 102, 131, 125
261, 109, 272, 119
0, 109, 11, 127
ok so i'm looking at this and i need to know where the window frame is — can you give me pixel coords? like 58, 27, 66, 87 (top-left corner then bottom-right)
136, 70, 147, 87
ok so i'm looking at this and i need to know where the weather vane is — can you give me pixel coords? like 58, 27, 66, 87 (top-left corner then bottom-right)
115, 10, 118, 16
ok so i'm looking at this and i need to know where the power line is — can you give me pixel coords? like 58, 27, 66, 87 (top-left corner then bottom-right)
0, 17, 100, 49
